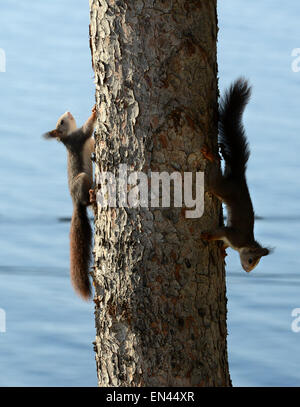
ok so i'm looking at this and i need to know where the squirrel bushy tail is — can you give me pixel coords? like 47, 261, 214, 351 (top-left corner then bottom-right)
219, 77, 252, 177
70, 205, 92, 300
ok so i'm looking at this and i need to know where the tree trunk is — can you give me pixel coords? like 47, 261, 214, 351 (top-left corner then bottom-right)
89, 0, 231, 387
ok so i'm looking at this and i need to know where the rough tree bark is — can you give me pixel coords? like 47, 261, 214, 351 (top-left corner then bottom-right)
89, 0, 231, 387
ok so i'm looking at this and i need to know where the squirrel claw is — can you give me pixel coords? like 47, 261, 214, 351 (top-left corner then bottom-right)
201, 144, 219, 163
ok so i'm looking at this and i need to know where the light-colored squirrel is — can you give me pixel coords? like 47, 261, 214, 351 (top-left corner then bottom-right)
44, 106, 97, 299
201, 78, 271, 272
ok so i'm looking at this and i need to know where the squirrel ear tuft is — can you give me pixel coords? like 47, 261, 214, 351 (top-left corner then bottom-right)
43, 129, 60, 140
251, 247, 271, 257
261, 248, 270, 256
260, 247, 274, 257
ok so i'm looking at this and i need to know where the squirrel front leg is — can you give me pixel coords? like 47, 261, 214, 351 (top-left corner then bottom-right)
201, 228, 229, 259
200, 227, 231, 245
82, 105, 97, 137
201, 228, 225, 242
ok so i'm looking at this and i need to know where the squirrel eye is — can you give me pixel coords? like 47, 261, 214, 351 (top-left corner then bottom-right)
248, 258, 253, 264
61, 120, 64, 125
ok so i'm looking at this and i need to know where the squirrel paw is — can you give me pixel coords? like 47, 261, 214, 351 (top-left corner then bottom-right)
220, 245, 228, 258
89, 189, 96, 204
201, 144, 219, 163
200, 232, 213, 241
91, 105, 97, 118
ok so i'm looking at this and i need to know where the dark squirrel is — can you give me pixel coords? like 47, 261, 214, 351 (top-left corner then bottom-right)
201, 78, 271, 272
44, 106, 97, 299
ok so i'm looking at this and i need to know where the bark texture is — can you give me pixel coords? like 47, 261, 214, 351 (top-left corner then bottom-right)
90, 0, 231, 387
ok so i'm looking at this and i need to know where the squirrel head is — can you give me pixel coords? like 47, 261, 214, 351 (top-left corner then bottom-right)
239, 245, 271, 272
44, 111, 77, 140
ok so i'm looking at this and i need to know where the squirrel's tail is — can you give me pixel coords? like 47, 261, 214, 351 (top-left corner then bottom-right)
219, 77, 252, 177
70, 205, 92, 300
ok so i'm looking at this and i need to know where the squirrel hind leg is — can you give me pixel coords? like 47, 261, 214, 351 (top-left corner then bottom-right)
71, 173, 92, 207
207, 172, 236, 204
